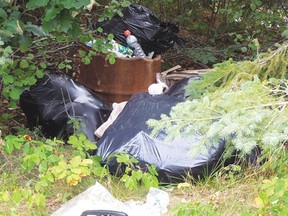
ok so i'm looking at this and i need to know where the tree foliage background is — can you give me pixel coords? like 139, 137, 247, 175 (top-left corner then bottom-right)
136, 0, 287, 66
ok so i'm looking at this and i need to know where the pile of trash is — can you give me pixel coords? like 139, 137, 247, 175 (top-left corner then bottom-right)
89, 4, 185, 59
19, 4, 226, 183
20, 72, 225, 183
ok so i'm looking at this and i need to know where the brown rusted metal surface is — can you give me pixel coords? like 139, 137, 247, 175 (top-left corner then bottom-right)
78, 45, 161, 103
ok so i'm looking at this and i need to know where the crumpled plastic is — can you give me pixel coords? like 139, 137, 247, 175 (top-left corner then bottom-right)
20, 73, 112, 142
94, 4, 185, 55
96, 93, 225, 183
51, 181, 169, 216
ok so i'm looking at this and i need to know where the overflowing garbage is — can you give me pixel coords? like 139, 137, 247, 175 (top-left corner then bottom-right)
93, 4, 185, 56
19, 4, 224, 184
85, 39, 134, 58
124, 29, 147, 58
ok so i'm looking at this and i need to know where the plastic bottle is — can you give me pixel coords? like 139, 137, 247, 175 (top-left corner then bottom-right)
124, 30, 146, 58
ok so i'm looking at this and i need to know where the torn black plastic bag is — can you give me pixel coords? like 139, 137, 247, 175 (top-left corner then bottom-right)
20, 73, 112, 143
96, 93, 225, 182
164, 77, 201, 100
94, 4, 185, 55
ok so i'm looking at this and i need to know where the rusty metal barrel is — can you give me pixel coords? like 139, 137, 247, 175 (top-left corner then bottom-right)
78, 46, 161, 103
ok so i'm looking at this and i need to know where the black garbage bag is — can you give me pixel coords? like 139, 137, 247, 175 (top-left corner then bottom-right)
20, 73, 112, 143
93, 4, 185, 55
164, 77, 201, 100
96, 93, 225, 182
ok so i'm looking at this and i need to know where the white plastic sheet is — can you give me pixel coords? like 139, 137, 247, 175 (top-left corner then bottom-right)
52, 182, 169, 216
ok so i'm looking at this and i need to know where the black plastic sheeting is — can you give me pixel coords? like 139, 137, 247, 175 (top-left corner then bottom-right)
96, 93, 225, 183
20, 73, 112, 142
165, 77, 201, 100
93, 4, 185, 55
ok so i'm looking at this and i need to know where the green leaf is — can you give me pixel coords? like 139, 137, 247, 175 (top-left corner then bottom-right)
2, 113, 13, 120
25, 22, 48, 37
132, 170, 143, 181
26, 0, 50, 9
148, 165, 158, 176
12, 191, 22, 204
70, 22, 81, 39
39, 160, 48, 173
79, 50, 86, 58
5, 19, 22, 35
250, 3, 257, 10
42, 19, 58, 33
30, 154, 41, 164
58, 12, 73, 33
116, 154, 130, 164
71, 167, 82, 174
0, 8, 8, 19
241, 47, 248, 53
13, 139, 22, 150
48, 155, 59, 163
98, 17, 105, 22
14, 81, 23, 87
36, 69, 44, 78
33, 194, 46, 207
62, 0, 90, 9
23, 143, 31, 154
107, 33, 114, 41
44, 7, 60, 21
5, 139, 14, 154
108, 55, 116, 64
258, 191, 269, 204
254, 0, 262, 7
40, 62, 47, 69
20, 59, 29, 68
130, 157, 138, 164
97, 27, 103, 33
27, 76, 37, 85
121, 1, 131, 7
8, 101, 17, 109
116, 10, 123, 17
58, 63, 66, 69
19, 35, 33, 52
9, 88, 21, 100
70, 156, 82, 167
3, 75, 14, 84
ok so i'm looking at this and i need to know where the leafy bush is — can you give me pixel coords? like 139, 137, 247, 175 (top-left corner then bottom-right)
116, 154, 159, 190
148, 42, 288, 168
255, 176, 288, 215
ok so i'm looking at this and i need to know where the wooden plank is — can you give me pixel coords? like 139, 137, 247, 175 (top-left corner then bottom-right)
174, 69, 213, 74
161, 65, 182, 76
166, 73, 200, 79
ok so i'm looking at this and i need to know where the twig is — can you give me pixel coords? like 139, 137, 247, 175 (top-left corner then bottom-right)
44, 43, 78, 54
259, 44, 288, 65
244, 101, 288, 110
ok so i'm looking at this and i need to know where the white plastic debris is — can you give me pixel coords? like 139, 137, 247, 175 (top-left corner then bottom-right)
95, 101, 127, 138
52, 182, 169, 216
148, 79, 169, 95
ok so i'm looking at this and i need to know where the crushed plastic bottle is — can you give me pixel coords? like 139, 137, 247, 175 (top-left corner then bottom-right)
124, 30, 146, 58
